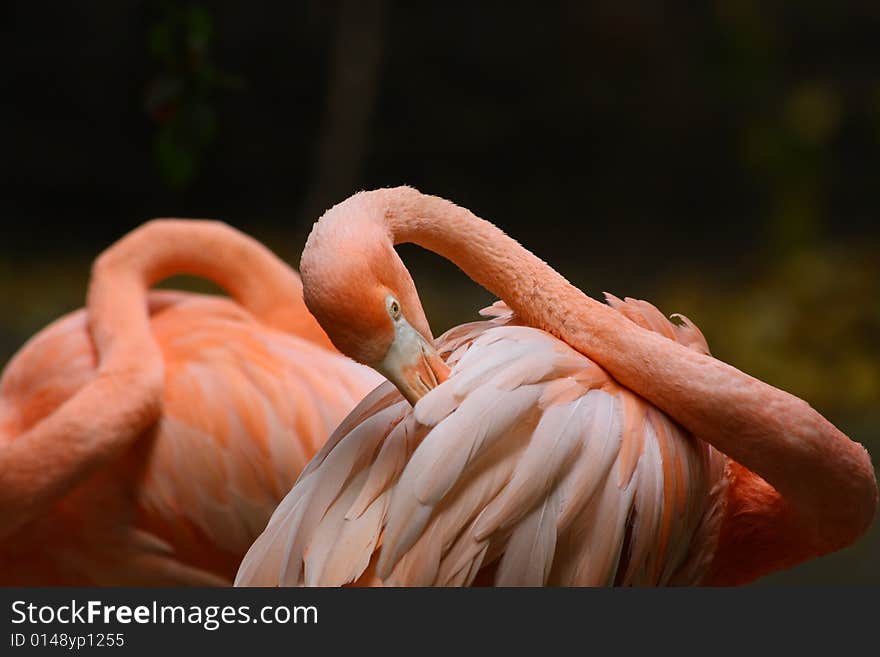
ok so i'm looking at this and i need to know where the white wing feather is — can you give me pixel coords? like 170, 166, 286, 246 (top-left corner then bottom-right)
236, 298, 727, 587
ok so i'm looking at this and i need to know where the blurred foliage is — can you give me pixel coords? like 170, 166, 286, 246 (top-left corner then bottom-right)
0, 254, 92, 366
660, 244, 880, 420
144, 2, 242, 189
714, 2, 845, 254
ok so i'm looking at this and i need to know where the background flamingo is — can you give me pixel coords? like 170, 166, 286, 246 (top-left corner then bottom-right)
236, 187, 877, 586
0, 219, 381, 585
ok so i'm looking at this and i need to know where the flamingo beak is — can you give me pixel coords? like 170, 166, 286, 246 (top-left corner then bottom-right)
376, 318, 451, 406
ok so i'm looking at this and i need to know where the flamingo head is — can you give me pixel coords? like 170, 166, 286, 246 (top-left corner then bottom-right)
301, 194, 450, 405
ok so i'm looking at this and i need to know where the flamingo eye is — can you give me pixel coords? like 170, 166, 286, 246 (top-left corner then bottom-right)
387, 298, 401, 320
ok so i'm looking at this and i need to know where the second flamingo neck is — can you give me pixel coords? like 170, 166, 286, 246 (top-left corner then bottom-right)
378, 187, 622, 357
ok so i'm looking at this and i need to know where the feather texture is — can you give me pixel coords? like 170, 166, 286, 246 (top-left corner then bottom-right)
236, 298, 727, 587
0, 292, 382, 585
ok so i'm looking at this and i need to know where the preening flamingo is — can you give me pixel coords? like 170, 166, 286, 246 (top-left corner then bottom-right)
236, 186, 877, 586
0, 220, 381, 585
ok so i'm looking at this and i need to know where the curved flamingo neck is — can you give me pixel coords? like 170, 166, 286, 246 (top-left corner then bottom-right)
379, 187, 612, 343
361, 186, 875, 557
90, 220, 334, 355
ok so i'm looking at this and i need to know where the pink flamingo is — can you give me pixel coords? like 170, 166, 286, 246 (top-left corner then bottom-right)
236, 186, 877, 586
0, 220, 380, 585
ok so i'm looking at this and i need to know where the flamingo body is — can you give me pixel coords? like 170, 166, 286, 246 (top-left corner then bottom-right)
236, 187, 876, 587
0, 223, 381, 585
236, 299, 727, 586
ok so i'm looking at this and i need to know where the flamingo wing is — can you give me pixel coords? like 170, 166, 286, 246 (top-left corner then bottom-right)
0, 292, 191, 441
604, 295, 819, 585
0, 292, 381, 584
236, 299, 728, 587
134, 294, 381, 575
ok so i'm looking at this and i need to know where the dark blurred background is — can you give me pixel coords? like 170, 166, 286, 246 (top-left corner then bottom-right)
1, 1, 878, 584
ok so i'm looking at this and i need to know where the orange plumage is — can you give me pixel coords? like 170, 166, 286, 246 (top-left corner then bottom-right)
237, 187, 877, 586
0, 220, 380, 585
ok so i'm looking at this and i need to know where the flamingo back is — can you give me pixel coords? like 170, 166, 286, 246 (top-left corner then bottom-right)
137, 294, 380, 566
236, 298, 729, 587
0, 292, 381, 585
